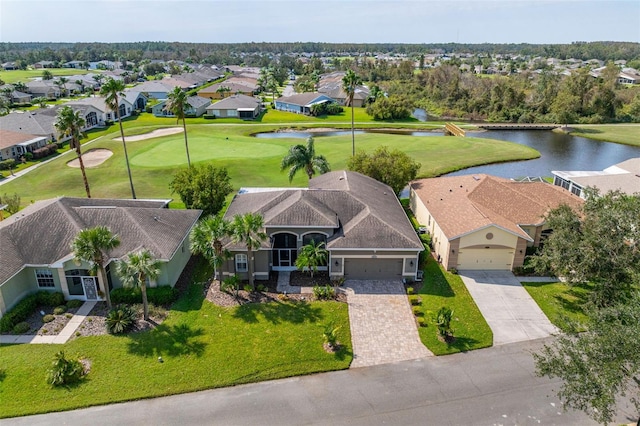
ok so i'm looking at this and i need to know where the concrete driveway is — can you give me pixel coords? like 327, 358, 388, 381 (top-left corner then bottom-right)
459, 270, 558, 345
343, 280, 432, 368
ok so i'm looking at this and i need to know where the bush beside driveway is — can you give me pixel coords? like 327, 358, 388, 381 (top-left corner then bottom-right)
414, 257, 493, 355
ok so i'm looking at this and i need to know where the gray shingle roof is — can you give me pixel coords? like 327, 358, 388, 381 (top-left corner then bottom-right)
0, 197, 201, 285
223, 171, 422, 251
206, 94, 260, 110
275, 92, 333, 106
0, 111, 56, 137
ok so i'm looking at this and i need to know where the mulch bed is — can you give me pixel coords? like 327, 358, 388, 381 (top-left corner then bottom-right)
1, 305, 81, 336
288, 270, 332, 287
70, 302, 169, 340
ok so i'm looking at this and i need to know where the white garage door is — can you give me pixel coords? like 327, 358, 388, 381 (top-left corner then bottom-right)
457, 248, 514, 270
344, 258, 403, 280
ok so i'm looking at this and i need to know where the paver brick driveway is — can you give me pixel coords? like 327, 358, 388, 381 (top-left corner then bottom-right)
343, 280, 433, 368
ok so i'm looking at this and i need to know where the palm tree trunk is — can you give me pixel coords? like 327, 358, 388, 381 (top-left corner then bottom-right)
248, 247, 255, 291
140, 279, 149, 321
98, 266, 112, 309
182, 117, 191, 167
76, 147, 91, 198
116, 104, 136, 199
350, 98, 355, 156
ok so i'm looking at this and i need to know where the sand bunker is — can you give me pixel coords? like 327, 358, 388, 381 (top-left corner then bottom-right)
67, 149, 113, 168
114, 127, 183, 142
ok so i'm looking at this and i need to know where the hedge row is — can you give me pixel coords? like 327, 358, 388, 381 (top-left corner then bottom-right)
110, 286, 179, 306
0, 291, 65, 332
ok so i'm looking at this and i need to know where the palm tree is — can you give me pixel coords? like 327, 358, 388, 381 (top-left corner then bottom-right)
55, 106, 91, 198
33, 96, 48, 108
342, 70, 362, 156
116, 249, 161, 320
100, 77, 136, 199
13, 81, 27, 93
72, 226, 121, 309
230, 213, 267, 291
295, 240, 328, 278
165, 86, 191, 167
216, 86, 230, 98
190, 214, 231, 281
281, 136, 330, 182
41, 69, 53, 80
54, 77, 68, 97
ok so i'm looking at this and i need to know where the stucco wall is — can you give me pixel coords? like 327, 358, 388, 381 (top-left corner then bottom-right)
459, 227, 518, 249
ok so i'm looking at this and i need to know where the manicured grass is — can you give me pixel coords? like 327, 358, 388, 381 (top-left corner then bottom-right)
0, 68, 104, 84
414, 257, 493, 355
521, 281, 592, 332
568, 124, 640, 147
0, 122, 538, 204
0, 284, 352, 418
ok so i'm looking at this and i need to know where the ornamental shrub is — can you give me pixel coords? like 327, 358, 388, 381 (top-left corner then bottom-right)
53, 305, 67, 315
13, 321, 30, 334
42, 314, 55, 323
313, 285, 336, 301
105, 305, 137, 334
46, 351, 84, 386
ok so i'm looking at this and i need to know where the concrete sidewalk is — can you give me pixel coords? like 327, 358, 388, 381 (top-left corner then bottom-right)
0, 301, 96, 345
459, 270, 558, 345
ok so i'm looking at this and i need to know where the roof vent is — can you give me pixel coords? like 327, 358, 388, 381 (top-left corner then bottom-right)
449, 189, 452, 192
473, 176, 480, 181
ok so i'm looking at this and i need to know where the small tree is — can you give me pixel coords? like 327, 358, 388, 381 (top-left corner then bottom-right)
295, 240, 328, 278
46, 351, 84, 386
436, 307, 454, 342
169, 165, 233, 216
348, 146, 421, 196
32, 96, 48, 108
0, 193, 21, 216
115, 249, 161, 321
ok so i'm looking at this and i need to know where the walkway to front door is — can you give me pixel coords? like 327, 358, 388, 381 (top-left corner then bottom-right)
343, 280, 433, 368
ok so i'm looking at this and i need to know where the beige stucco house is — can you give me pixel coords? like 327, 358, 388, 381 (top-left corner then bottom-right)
410, 174, 582, 271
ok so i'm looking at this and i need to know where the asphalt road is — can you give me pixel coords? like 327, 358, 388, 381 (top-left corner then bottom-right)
5, 338, 636, 426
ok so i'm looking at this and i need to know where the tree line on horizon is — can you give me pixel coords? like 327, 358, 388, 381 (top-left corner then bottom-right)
1, 41, 639, 65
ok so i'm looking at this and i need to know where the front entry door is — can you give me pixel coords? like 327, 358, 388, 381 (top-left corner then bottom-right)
82, 277, 98, 300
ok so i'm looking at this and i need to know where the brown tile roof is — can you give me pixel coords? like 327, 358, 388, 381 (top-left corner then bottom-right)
411, 174, 583, 240
223, 171, 422, 251
0, 197, 201, 285
0, 129, 46, 150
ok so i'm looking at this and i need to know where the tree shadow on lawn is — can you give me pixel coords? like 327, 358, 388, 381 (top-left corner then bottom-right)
445, 336, 481, 353
126, 323, 206, 358
232, 300, 324, 325
418, 257, 455, 298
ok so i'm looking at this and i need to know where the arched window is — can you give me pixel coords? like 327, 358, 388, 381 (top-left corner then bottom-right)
302, 233, 327, 246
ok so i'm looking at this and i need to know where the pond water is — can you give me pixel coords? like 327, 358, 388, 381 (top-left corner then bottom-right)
253, 129, 640, 178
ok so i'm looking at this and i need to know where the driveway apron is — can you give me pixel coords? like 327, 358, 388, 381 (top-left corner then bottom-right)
459, 270, 558, 345
343, 280, 432, 368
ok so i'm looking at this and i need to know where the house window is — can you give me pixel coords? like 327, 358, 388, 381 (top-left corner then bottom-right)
235, 254, 248, 272
35, 269, 55, 288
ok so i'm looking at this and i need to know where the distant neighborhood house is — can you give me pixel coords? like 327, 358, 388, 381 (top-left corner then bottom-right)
205, 94, 262, 119
274, 93, 335, 115
552, 158, 640, 198
152, 95, 211, 117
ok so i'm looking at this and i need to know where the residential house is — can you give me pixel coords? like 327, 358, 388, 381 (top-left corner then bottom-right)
33, 61, 56, 69
205, 94, 262, 119
0, 110, 59, 142
25, 80, 60, 99
0, 129, 49, 161
0, 197, 201, 317
122, 90, 148, 111
66, 95, 135, 125
131, 80, 178, 99
552, 158, 640, 198
274, 93, 335, 115
317, 71, 369, 107
410, 174, 582, 271
63, 60, 86, 69
222, 171, 423, 281
2, 62, 17, 70
198, 80, 258, 99
152, 95, 211, 117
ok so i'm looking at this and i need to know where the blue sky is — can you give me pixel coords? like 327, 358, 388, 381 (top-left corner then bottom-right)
1, 0, 638, 44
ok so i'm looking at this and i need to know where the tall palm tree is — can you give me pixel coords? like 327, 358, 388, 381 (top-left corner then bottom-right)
280, 136, 330, 182
72, 226, 121, 309
54, 77, 69, 97
100, 77, 136, 199
230, 213, 267, 291
165, 86, 191, 167
55, 106, 91, 198
190, 214, 231, 281
116, 249, 161, 320
342, 69, 362, 156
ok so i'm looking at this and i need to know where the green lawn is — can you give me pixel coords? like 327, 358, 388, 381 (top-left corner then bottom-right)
0, 68, 104, 84
521, 281, 592, 332
568, 124, 640, 147
414, 257, 493, 355
0, 122, 539, 204
0, 284, 352, 418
